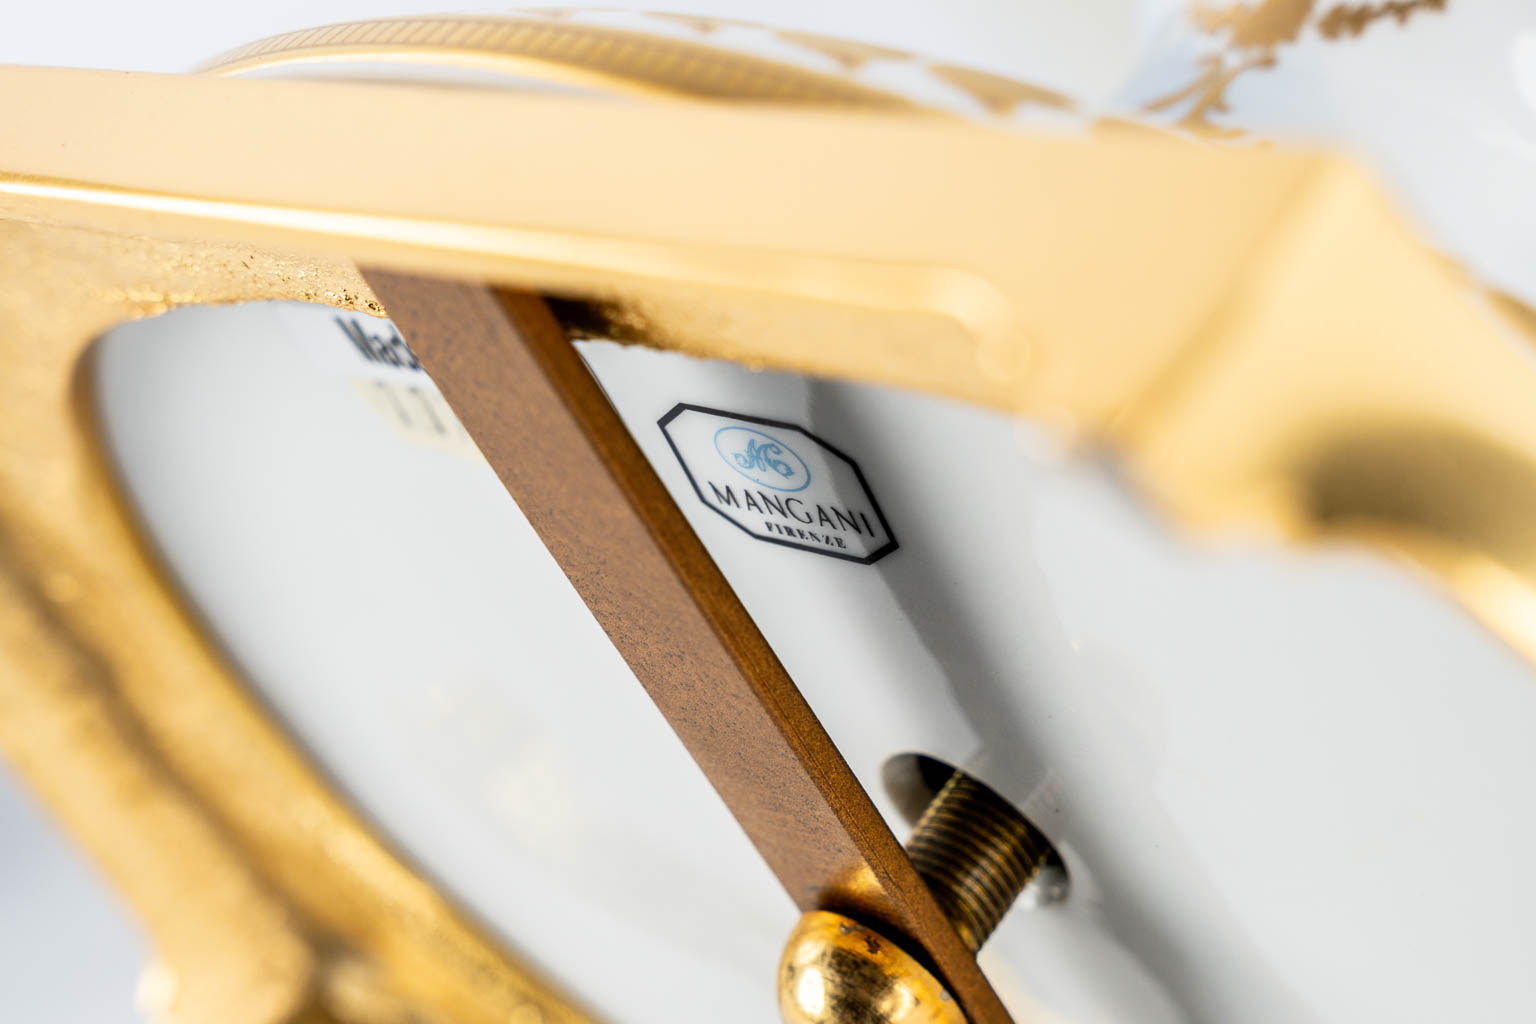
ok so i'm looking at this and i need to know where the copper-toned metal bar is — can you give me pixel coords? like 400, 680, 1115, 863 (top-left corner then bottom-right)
364, 270, 1011, 1024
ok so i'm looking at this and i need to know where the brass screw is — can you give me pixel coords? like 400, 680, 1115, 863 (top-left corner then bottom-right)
905, 769, 1055, 953
779, 768, 1058, 1023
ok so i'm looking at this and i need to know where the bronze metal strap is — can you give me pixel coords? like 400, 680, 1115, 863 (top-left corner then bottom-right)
364, 270, 1010, 1024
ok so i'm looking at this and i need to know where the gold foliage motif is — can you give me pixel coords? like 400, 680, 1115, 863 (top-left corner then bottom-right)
931, 64, 1073, 115
1317, 0, 1448, 39
1150, 0, 1450, 135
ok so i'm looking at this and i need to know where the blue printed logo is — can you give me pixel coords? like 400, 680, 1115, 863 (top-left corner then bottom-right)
713, 426, 811, 492
661, 404, 897, 564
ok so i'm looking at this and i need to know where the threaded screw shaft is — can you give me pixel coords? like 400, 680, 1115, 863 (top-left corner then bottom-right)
906, 770, 1054, 952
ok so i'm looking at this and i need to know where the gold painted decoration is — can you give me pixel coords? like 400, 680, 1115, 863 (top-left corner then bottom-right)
1147, 0, 1450, 135
927, 65, 1073, 115
203, 14, 918, 109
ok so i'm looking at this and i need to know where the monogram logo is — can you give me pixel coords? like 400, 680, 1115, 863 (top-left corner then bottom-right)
714, 426, 811, 492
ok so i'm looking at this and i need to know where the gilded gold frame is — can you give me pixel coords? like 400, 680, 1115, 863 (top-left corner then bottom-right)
0, 223, 599, 1023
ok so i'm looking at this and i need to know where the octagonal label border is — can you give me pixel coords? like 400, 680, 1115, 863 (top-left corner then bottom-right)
658, 403, 899, 565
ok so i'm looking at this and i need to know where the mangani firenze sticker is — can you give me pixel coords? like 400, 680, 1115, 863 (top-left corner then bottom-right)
658, 404, 898, 565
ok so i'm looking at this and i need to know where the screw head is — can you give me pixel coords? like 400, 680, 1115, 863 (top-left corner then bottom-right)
778, 911, 967, 1024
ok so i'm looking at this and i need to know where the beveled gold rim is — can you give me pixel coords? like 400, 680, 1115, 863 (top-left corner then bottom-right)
201, 14, 919, 109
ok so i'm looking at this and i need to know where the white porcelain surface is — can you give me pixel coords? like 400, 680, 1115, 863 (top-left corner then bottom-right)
93, 304, 794, 1024
586, 337, 1536, 1024
94, 302, 1536, 1023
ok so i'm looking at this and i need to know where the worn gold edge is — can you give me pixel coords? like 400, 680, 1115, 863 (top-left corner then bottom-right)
199, 14, 918, 109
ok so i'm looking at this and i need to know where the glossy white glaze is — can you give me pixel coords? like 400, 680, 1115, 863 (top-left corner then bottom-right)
94, 302, 1536, 1022
93, 304, 793, 1024
585, 338, 1536, 1024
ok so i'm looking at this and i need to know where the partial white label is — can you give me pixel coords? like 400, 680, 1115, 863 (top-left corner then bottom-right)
273, 306, 477, 457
